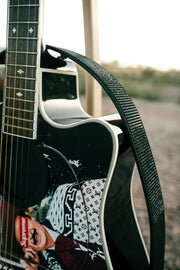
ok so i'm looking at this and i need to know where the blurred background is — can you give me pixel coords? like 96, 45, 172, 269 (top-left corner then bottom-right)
0, 0, 180, 269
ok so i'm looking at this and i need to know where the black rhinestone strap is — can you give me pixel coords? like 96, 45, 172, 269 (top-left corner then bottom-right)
46, 45, 165, 270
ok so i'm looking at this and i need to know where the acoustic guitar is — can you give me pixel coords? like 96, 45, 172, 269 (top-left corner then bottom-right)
0, 1, 165, 270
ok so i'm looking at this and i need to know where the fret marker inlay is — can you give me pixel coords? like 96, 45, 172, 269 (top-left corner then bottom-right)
16, 92, 23, 97
17, 69, 24, 75
28, 28, 34, 34
4, 0, 40, 139
12, 27, 16, 34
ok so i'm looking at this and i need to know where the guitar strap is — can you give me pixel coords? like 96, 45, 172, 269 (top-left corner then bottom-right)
46, 45, 165, 270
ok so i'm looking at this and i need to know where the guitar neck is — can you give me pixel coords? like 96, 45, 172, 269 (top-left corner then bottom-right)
3, 0, 42, 139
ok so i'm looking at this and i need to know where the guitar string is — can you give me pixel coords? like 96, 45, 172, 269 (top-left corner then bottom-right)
9, 0, 33, 261
22, 0, 39, 220
0, 0, 10, 261
8, 0, 27, 263
8, 0, 21, 261
20, 0, 38, 237
0, 0, 9, 260
0, 0, 20, 262
27, 0, 39, 207
9, 3, 25, 261
5, 1, 39, 266
23, 0, 30, 206
21, 0, 32, 227
6, 0, 22, 262
10, 0, 25, 259
0, 11, 11, 260
4, 0, 29, 262
9, 0, 39, 266
0, 104, 4, 261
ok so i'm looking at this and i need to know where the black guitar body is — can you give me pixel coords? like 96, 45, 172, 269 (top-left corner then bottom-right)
0, 134, 48, 207
38, 118, 113, 184
0, 117, 113, 208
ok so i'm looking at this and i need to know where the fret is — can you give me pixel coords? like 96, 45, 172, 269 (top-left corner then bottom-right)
4, 107, 35, 138
5, 0, 40, 139
6, 86, 36, 93
7, 52, 37, 66
5, 105, 34, 112
4, 117, 34, 130
10, 0, 39, 5
4, 123, 34, 131
4, 124, 34, 132
7, 64, 36, 68
6, 77, 36, 90
5, 97, 35, 104
4, 107, 34, 121
9, 17, 38, 37
4, 114, 34, 123
7, 51, 37, 55
4, 118, 34, 130
3, 125, 34, 139
5, 97, 35, 111
6, 87, 36, 101
5, 95, 35, 101
7, 66, 36, 79
6, 75, 36, 81
8, 39, 38, 53
9, 21, 39, 24
8, 37, 38, 40
9, 6, 39, 23
9, 24, 38, 49
5, 89, 36, 105
9, 4, 39, 8
4, 90, 35, 102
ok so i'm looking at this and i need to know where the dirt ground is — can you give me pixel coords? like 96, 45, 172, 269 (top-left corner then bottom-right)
100, 96, 180, 270
133, 99, 180, 270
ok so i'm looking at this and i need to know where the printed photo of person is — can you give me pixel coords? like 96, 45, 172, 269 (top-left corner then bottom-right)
14, 179, 107, 270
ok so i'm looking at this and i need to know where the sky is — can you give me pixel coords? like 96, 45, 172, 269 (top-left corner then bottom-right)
0, 0, 180, 71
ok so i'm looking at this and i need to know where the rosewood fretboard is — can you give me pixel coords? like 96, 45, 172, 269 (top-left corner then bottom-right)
3, 0, 42, 139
